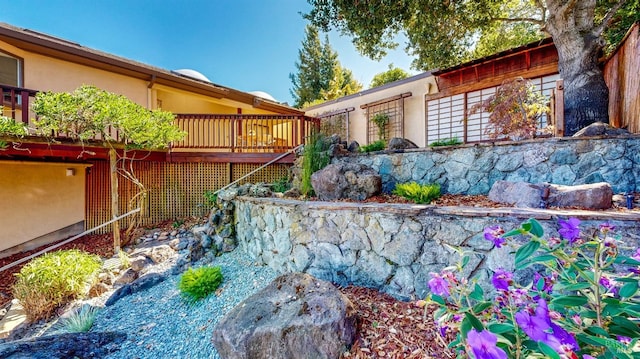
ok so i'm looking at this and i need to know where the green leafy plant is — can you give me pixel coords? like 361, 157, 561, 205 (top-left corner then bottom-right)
429, 137, 462, 147
178, 266, 224, 303
12, 249, 102, 322
371, 112, 390, 140
425, 218, 640, 358
358, 139, 386, 153
117, 249, 131, 269
203, 190, 218, 207
172, 218, 185, 229
301, 132, 330, 197
272, 176, 291, 193
0, 113, 28, 150
392, 182, 441, 204
52, 305, 100, 334
468, 77, 549, 141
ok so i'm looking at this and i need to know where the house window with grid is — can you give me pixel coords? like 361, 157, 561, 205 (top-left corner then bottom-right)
0, 51, 22, 87
363, 94, 409, 144
426, 74, 559, 144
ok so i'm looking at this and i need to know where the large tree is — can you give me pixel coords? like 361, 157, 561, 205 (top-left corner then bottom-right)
290, 24, 362, 108
306, 0, 637, 135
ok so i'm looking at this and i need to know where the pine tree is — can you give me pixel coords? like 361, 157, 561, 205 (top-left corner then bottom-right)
290, 25, 362, 108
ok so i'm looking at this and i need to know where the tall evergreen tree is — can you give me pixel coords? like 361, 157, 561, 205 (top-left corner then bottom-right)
290, 25, 362, 108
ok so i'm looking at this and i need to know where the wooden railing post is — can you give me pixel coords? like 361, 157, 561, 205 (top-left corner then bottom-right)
21, 90, 29, 124
554, 79, 564, 137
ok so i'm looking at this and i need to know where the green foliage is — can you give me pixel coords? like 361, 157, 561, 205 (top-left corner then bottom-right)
358, 140, 386, 153
301, 132, 330, 197
427, 219, 640, 358
469, 77, 549, 140
32, 85, 185, 149
305, 0, 634, 71
117, 249, 131, 269
52, 305, 100, 334
203, 190, 218, 207
290, 25, 362, 108
371, 112, 389, 140
178, 266, 223, 303
601, 0, 640, 55
272, 176, 291, 193
429, 137, 462, 147
370, 63, 410, 88
12, 250, 102, 322
0, 115, 27, 137
392, 182, 441, 204
0, 114, 28, 150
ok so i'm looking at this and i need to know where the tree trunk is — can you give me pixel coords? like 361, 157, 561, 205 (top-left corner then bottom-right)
109, 148, 121, 252
545, 0, 610, 135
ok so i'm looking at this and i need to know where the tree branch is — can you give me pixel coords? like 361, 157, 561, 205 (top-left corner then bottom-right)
595, 0, 629, 37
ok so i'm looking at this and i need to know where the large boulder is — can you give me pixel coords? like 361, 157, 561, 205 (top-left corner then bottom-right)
0, 332, 126, 358
547, 182, 613, 210
488, 180, 613, 209
572, 122, 630, 137
311, 163, 381, 201
488, 180, 545, 208
212, 272, 357, 359
387, 137, 418, 150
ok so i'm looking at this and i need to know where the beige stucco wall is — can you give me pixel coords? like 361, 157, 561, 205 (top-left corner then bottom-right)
0, 161, 89, 252
304, 74, 438, 148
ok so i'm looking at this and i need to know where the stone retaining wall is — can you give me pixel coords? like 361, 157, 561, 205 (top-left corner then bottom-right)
235, 197, 640, 301
333, 136, 640, 194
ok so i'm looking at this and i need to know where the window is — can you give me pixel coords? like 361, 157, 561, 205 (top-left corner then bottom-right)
0, 51, 22, 87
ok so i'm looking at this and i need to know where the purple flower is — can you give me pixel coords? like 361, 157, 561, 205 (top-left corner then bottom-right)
428, 272, 451, 297
618, 335, 632, 345
632, 248, 640, 261
599, 222, 615, 233
517, 299, 579, 353
584, 356, 596, 359
491, 269, 513, 291
599, 275, 613, 290
484, 226, 506, 248
466, 329, 508, 359
558, 218, 581, 243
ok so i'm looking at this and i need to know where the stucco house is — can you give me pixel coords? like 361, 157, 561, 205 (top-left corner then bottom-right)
0, 22, 316, 256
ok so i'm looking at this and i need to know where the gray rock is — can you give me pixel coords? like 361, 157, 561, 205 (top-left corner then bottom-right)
212, 273, 356, 359
0, 332, 127, 358
573, 122, 630, 137
347, 141, 360, 153
113, 268, 138, 286
105, 273, 166, 306
547, 182, 613, 209
488, 180, 544, 208
387, 137, 418, 150
129, 255, 152, 272
311, 163, 382, 201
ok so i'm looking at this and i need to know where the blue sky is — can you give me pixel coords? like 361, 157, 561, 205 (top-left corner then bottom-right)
2, 0, 418, 105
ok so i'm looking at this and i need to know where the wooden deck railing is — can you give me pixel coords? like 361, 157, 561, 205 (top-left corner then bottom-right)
173, 114, 320, 153
1, 84, 38, 124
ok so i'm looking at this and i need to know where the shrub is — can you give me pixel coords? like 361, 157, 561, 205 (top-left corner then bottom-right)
272, 176, 291, 193
52, 305, 100, 334
468, 77, 549, 140
392, 182, 441, 204
429, 137, 462, 147
12, 249, 102, 322
178, 266, 223, 303
301, 132, 330, 197
359, 140, 386, 153
425, 218, 640, 358
203, 190, 218, 207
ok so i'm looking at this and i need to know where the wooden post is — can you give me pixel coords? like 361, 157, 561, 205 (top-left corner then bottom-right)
554, 79, 564, 137
109, 148, 121, 252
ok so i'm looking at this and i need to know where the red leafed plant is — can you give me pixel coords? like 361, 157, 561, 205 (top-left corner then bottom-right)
469, 77, 550, 140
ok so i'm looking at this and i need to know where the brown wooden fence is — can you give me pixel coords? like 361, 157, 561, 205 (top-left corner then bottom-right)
85, 160, 290, 233
604, 22, 640, 133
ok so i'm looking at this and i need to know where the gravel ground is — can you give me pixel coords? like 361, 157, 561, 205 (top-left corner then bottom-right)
90, 250, 279, 359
